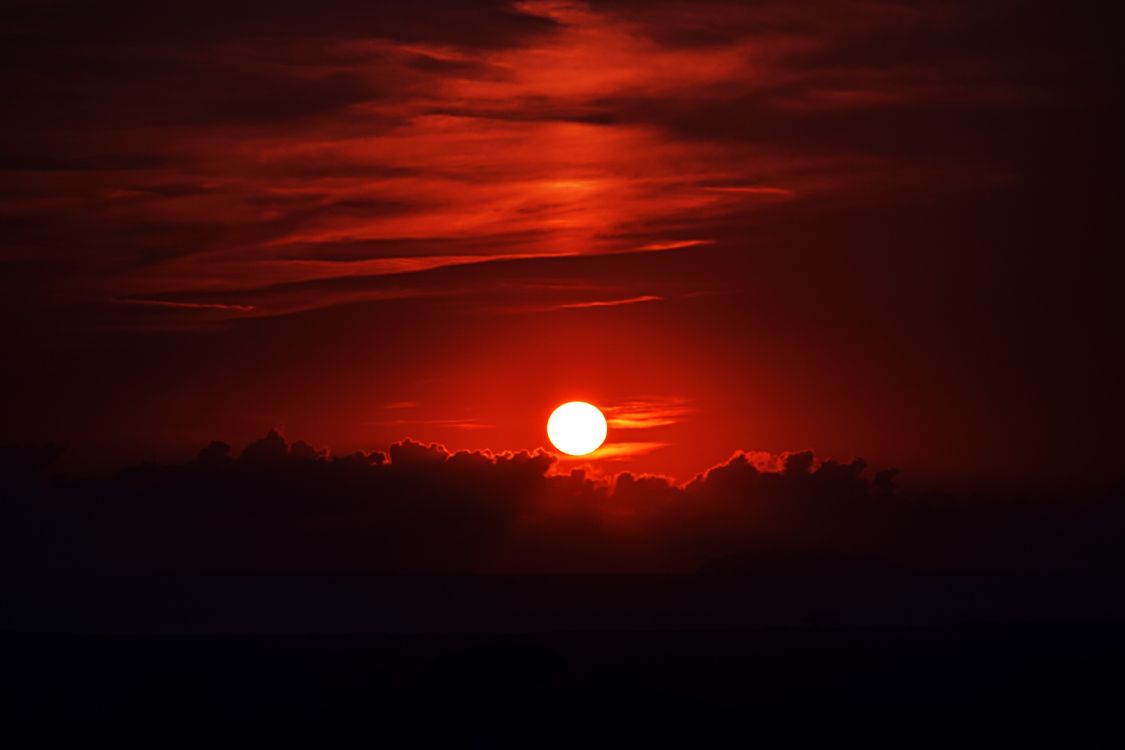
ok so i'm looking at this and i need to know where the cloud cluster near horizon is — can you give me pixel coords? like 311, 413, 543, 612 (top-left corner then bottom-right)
4, 429, 1121, 576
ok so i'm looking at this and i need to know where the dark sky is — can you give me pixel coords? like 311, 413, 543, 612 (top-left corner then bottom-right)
1, 0, 1121, 485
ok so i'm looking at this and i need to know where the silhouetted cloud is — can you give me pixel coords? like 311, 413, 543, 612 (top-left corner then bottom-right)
2, 431, 1122, 577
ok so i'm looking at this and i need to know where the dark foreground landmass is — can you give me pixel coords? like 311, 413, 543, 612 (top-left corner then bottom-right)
4, 622, 1122, 742
4, 572, 1124, 742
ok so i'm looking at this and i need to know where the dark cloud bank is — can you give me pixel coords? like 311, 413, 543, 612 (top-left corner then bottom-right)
3, 429, 1121, 576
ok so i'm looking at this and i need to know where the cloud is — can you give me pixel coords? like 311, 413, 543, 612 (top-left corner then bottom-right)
10, 0, 1076, 324
499, 294, 664, 314
573, 440, 670, 461
382, 401, 420, 410
604, 398, 693, 430
369, 418, 495, 431
552, 295, 662, 310
112, 298, 256, 313
635, 239, 715, 251
3, 430, 1123, 577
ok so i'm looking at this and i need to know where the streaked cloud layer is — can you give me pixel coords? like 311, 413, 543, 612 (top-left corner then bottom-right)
3, 0, 1071, 321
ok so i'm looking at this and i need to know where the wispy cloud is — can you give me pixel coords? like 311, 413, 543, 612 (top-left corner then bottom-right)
499, 294, 665, 314
555, 295, 663, 310
635, 239, 715, 252
112, 298, 256, 313
7, 0, 1040, 324
553, 441, 671, 462
382, 401, 420, 410
604, 398, 694, 430
366, 418, 494, 431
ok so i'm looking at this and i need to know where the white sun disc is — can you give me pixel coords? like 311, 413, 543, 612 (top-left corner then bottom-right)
547, 401, 608, 456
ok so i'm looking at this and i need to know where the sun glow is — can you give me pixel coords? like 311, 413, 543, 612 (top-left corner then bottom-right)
547, 401, 608, 456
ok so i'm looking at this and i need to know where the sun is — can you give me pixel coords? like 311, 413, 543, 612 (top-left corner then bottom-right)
547, 401, 608, 456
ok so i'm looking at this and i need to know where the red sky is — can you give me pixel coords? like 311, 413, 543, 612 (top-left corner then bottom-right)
1, 0, 1120, 485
